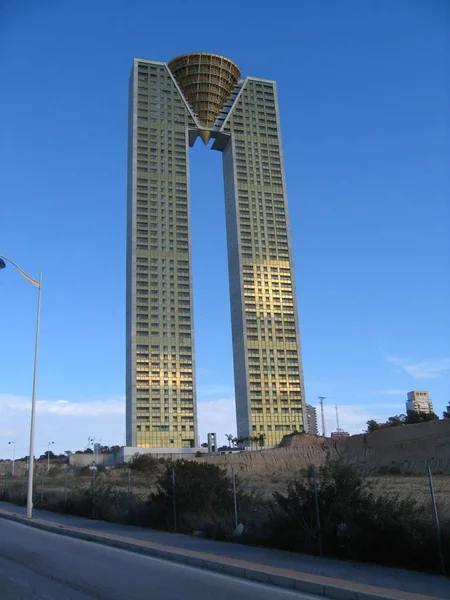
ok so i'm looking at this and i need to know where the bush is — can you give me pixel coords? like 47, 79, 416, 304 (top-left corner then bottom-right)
129, 453, 159, 474
48, 466, 62, 477
267, 459, 450, 572
148, 460, 253, 535
74, 466, 93, 477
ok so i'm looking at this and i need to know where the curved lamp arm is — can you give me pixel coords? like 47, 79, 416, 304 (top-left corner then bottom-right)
0, 254, 40, 288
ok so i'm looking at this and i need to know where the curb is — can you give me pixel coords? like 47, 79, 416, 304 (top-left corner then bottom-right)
0, 509, 444, 600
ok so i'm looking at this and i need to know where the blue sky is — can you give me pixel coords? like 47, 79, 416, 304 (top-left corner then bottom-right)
0, 0, 449, 458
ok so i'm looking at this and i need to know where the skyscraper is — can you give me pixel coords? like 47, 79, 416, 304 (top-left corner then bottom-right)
126, 53, 306, 449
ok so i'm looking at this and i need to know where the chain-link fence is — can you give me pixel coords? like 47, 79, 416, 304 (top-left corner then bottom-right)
0, 459, 449, 575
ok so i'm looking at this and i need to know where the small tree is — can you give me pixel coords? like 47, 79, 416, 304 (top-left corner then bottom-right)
366, 419, 380, 433
386, 415, 405, 427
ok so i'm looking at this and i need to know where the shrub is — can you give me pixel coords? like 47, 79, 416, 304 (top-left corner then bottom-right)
74, 466, 93, 477
129, 453, 159, 474
148, 460, 253, 535
48, 466, 62, 477
268, 459, 450, 572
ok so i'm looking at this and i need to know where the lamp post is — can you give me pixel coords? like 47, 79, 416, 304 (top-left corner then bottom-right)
0, 254, 42, 519
47, 441, 54, 473
8, 440, 16, 476
88, 436, 94, 460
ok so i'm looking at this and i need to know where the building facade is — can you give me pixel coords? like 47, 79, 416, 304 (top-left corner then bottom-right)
406, 390, 434, 414
126, 53, 306, 448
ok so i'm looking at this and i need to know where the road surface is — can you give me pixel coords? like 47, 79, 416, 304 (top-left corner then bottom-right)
0, 519, 315, 599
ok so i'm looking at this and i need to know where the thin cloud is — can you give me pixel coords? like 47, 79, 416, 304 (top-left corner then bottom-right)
0, 393, 125, 458
384, 355, 450, 379
377, 389, 408, 396
0, 394, 125, 416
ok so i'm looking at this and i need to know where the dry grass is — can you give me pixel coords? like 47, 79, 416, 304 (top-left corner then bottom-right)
2, 457, 449, 522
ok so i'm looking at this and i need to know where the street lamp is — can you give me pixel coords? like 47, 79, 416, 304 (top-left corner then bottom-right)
47, 441, 54, 473
0, 254, 42, 519
8, 441, 16, 476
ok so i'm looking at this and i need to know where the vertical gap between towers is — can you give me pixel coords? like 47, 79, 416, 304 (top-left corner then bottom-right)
189, 140, 236, 447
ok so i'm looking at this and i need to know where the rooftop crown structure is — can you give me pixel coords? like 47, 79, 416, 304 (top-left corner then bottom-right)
168, 53, 241, 132
126, 53, 307, 450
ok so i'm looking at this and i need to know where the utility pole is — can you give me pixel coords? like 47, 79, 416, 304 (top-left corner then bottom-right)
335, 404, 340, 433
318, 397, 326, 437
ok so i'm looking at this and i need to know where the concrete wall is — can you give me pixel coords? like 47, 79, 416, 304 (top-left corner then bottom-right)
68, 453, 117, 467
117, 446, 207, 463
68, 447, 207, 467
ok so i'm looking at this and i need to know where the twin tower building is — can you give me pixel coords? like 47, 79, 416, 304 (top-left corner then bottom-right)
126, 53, 306, 449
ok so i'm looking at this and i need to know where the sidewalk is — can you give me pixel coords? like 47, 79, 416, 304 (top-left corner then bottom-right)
0, 502, 448, 600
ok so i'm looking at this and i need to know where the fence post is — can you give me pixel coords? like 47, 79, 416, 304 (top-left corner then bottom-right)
3, 472, 8, 496
64, 471, 68, 511
40, 470, 44, 504
92, 465, 96, 519
127, 468, 132, 520
172, 468, 177, 533
231, 467, 238, 530
427, 466, 445, 575
310, 465, 323, 558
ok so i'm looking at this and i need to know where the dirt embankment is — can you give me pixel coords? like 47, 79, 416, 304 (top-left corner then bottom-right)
202, 420, 450, 476
335, 419, 450, 475
200, 442, 337, 473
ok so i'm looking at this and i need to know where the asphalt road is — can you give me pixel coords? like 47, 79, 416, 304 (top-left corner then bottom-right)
0, 519, 316, 600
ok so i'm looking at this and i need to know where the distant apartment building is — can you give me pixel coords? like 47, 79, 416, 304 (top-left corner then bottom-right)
406, 390, 434, 414
306, 404, 318, 435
